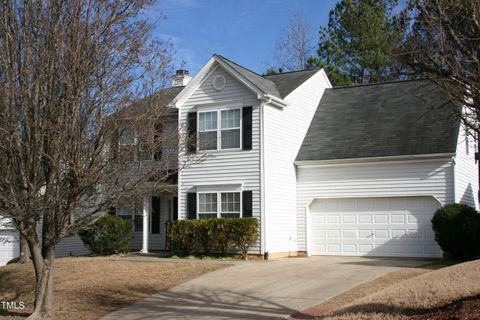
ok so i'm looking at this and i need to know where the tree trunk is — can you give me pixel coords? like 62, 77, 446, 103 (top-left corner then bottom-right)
17, 234, 29, 264
25, 242, 55, 320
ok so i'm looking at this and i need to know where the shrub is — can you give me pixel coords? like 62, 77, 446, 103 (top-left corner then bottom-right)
79, 215, 133, 255
170, 220, 196, 256
431, 203, 480, 259
230, 218, 259, 260
169, 218, 258, 259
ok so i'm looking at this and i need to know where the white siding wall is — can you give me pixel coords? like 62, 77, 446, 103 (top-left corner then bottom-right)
454, 123, 479, 209
296, 159, 455, 251
178, 66, 262, 252
263, 71, 330, 253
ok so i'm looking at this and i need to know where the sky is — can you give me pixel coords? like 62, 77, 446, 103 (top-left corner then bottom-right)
149, 0, 339, 76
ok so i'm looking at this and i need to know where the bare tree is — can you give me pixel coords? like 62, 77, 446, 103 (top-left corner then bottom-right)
0, 1, 191, 318
395, 0, 480, 132
272, 13, 313, 72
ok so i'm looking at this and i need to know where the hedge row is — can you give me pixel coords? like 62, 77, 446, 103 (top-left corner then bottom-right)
169, 218, 258, 259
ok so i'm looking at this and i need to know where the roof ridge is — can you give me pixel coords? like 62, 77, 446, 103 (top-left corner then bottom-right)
332, 78, 428, 89
213, 54, 265, 78
263, 68, 319, 77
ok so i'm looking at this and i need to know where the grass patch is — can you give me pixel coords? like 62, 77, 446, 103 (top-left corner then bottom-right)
0, 256, 227, 319
316, 259, 480, 320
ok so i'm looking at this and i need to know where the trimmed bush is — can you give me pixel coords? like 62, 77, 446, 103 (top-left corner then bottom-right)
79, 215, 133, 255
169, 218, 259, 259
230, 218, 259, 260
431, 203, 480, 259
170, 220, 196, 255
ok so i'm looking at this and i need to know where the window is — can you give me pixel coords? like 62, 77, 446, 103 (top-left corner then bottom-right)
117, 200, 143, 232
198, 193, 218, 218
119, 128, 137, 146
198, 108, 241, 151
221, 109, 240, 149
221, 192, 240, 218
199, 111, 218, 150
198, 192, 241, 218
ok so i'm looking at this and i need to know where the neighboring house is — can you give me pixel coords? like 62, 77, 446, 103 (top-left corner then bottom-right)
1, 54, 478, 265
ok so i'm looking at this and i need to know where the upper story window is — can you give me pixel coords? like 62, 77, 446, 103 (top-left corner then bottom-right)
198, 108, 241, 151
199, 111, 218, 150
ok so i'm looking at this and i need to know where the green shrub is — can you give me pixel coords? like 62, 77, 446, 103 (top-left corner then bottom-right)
79, 215, 133, 255
169, 218, 258, 259
230, 218, 259, 260
431, 203, 480, 259
170, 220, 196, 256
209, 219, 231, 254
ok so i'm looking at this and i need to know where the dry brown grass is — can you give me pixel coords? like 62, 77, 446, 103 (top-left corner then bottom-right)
318, 259, 480, 320
0, 256, 227, 320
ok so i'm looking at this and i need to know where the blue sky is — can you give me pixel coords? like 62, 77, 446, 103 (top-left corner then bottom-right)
150, 0, 338, 75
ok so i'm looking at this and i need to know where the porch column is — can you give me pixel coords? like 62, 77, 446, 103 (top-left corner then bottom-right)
142, 195, 150, 253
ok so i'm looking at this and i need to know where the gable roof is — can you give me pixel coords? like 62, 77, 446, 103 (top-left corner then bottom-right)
214, 55, 282, 98
264, 69, 319, 98
296, 79, 460, 162
174, 54, 321, 108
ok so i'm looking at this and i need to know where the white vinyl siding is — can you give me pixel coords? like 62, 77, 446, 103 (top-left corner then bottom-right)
454, 123, 479, 209
178, 66, 261, 253
296, 159, 455, 251
263, 70, 330, 253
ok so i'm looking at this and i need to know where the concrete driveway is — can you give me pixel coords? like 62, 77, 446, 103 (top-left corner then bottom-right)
101, 256, 433, 320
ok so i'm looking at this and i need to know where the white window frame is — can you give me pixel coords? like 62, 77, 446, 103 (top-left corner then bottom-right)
197, 191, 242, 219
197, 107, 242, 152
117, 199, 144, 233
118, 127, 138, 146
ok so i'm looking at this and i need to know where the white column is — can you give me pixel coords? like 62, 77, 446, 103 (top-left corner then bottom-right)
142, 196, 150, 253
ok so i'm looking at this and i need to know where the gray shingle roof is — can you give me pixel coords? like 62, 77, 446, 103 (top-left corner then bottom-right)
264, 69, 319, 98
296, 80, 460, 162
214, 55, 281, 98
214, 55, 319, 99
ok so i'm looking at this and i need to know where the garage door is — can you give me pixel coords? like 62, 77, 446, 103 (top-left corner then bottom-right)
0, 230, 19, 266
309, 196, 442, 258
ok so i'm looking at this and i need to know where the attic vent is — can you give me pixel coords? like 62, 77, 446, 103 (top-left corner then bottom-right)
212, 75, 226, 91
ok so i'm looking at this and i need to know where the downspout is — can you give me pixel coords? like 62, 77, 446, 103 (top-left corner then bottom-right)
260, 102, 267, 258
452, 156, 457, 203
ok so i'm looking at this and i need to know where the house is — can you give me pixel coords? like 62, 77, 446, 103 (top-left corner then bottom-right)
1, 54, 478, 265
172, 55, 478, 259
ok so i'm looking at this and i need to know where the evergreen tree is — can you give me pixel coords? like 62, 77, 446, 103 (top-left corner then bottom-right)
309, 0, 404, 86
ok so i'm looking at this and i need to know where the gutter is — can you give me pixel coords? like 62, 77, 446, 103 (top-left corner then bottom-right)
294, 153, 456, 167
260, 94, 288, 108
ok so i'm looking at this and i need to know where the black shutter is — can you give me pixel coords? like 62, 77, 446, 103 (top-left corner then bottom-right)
242, 191, 253, 217
153, 123, 163, 160
151, 196, 160, 234
187, 112, 197, 153
242, 107, 252, 150
187, 192, 197, 219
173, 197, 178, 221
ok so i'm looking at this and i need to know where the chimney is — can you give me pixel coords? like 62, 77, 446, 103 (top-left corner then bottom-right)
172, 69, 192, 87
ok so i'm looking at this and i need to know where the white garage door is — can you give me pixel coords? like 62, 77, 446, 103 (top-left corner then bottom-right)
0, 230, 19, 266
309, 196, 442, 258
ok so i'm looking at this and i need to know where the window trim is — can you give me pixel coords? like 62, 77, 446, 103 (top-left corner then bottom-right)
116, 199, 147, 233
197, 107, 242, 152
197, 191, 242, 219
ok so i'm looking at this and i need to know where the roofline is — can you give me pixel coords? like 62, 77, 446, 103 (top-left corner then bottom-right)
332, 78, 429, 90
263, 68, 320, 76
294, 153, 455, 167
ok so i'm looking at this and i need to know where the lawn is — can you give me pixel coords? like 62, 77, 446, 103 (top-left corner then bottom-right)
316, 259, 480, 320
0, 257, 227, 319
